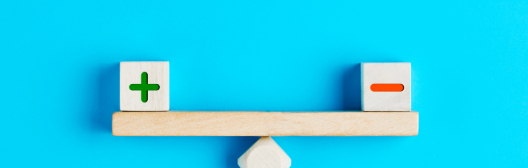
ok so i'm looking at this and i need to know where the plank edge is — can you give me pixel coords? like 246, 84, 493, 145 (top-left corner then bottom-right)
112, 111, 419, 136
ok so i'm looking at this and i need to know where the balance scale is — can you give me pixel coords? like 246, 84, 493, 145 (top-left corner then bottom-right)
113, 61, 418, 168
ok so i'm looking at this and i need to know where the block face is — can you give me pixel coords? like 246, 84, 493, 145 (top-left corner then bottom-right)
361, 63, 410, 111
120, 62, 169, 111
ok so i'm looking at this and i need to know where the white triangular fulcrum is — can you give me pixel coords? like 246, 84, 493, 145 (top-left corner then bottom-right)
238, 136, 291, 168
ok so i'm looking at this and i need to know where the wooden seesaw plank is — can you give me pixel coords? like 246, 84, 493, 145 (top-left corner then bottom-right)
112, 111, 418, 136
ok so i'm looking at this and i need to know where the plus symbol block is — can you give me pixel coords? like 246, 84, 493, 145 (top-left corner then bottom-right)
120, 62, 169, 111
361, 62, 411, 111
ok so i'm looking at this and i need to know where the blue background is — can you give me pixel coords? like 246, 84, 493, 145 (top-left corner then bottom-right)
1, 0, 527, 167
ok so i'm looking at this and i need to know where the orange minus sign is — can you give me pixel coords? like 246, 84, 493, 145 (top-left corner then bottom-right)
370, 84, 404, 92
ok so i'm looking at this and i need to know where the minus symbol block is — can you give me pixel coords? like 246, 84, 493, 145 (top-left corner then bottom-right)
361, 62, 411, 111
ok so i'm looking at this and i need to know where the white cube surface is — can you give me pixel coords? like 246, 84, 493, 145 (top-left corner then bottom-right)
361, 63, 410, 111
120, 62, 169, 111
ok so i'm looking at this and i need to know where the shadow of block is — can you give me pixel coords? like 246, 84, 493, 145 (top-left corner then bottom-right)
92, 63, 120, 133
342, 64, 361, 111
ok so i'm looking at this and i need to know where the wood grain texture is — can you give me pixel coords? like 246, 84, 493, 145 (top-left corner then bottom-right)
112, 111, 419, 136
120, 61, 169, 111
361, 63, 411, 111
238, 136, 291, 168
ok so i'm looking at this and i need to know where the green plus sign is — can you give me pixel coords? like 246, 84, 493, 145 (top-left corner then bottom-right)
129, 72, 160, 103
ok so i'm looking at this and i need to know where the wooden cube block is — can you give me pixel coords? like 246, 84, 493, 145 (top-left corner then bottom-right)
120, 62, 169, 111
238, 136, 291, 168
361, 63, 410, 111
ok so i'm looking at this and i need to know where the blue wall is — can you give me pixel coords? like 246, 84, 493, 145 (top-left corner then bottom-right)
1, 0, 527, 167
